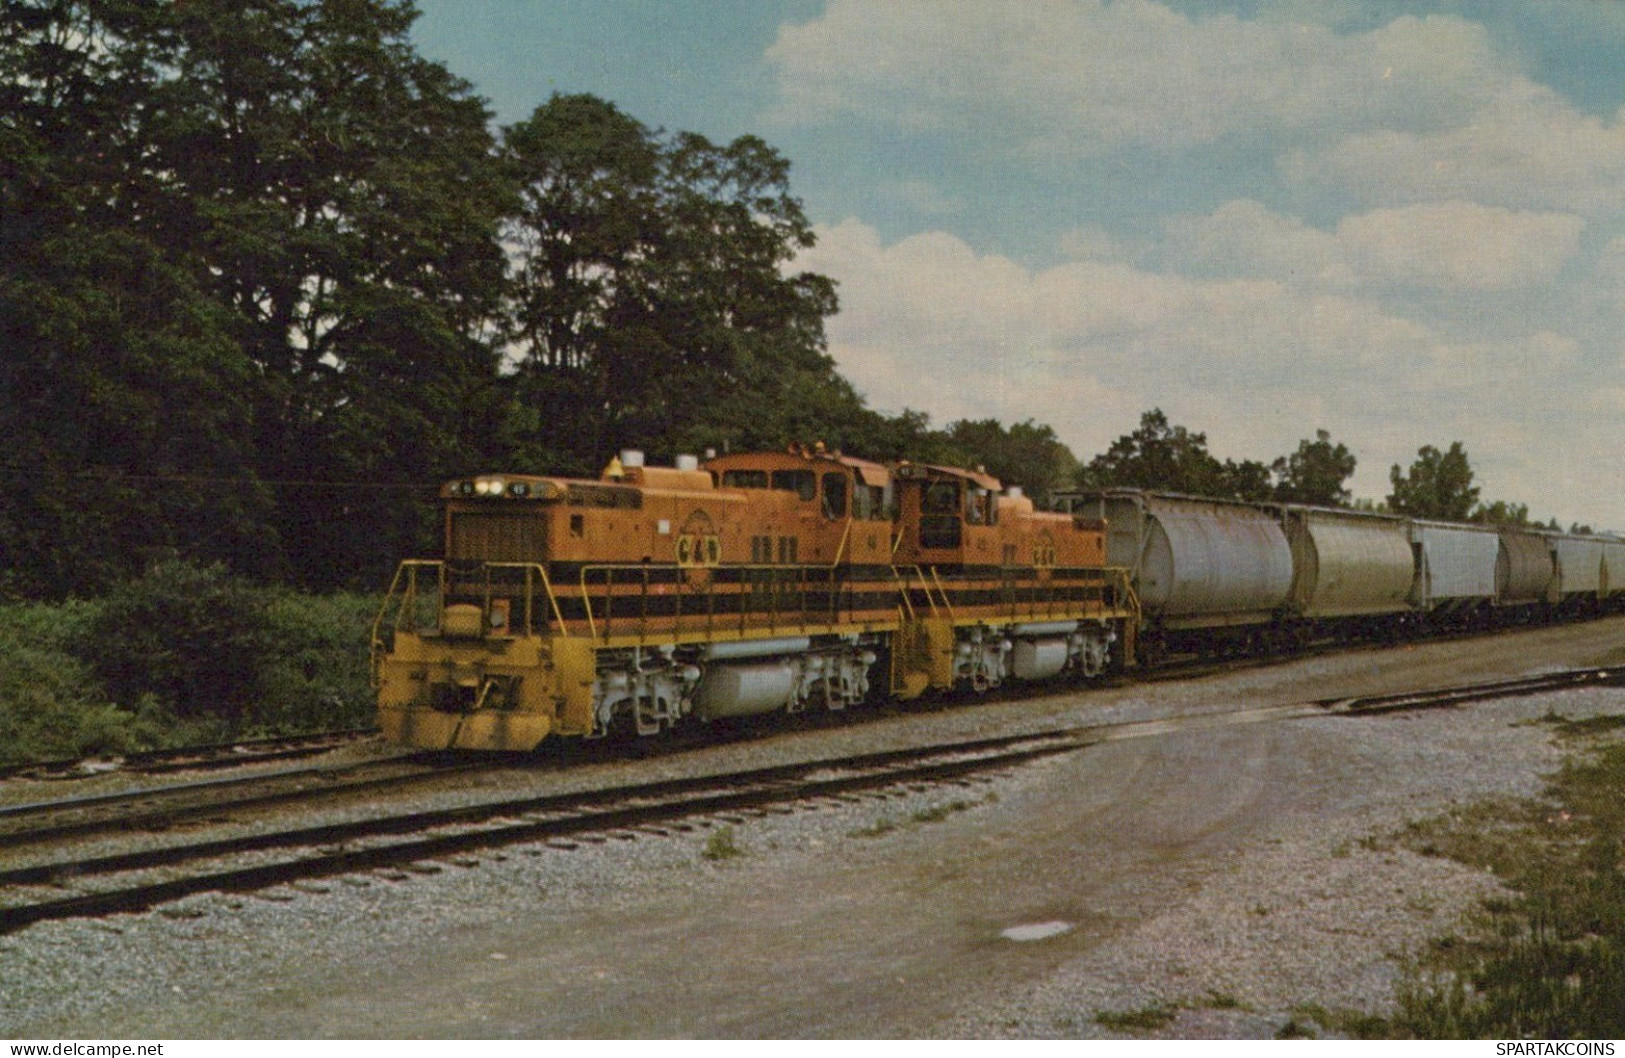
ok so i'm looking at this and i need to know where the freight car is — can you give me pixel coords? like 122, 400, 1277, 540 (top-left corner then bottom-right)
1059, 488, 1625, 653
1078, 490, 1292, 661
372, 447, 1136, 751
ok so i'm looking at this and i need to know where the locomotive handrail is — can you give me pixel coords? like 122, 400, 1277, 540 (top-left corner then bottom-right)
888, 565, 919, 621
926, 566, 956, 619
370, 559, 448, 687
521, 562, 572, 638
832, 517, 854, 567
890, 564, 955, 619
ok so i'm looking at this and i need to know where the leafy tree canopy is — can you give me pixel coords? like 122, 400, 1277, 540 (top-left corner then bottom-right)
1272, 430, 1356, 506
502, 94, 842, 474
1472, 500, 1530, 527
1075, 409, 1273, 501
939, 419, 1079, 504
1388, 442, 1480, 521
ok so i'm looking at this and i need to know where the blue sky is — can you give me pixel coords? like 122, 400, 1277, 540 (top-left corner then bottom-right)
413, 1, 1625, 529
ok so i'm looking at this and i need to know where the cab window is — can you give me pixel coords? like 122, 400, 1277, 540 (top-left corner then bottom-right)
966, 488, 997, 526
721, 469, 768, 488
822, 473, 848, 519
771, 469, 817, 502
854, 484, 888, 521
922, 480, 960, 514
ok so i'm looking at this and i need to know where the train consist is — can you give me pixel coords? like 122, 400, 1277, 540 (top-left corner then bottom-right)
373, 447, 1135, 751
1055, 489, 1625, 662
372, 447, 1624, 752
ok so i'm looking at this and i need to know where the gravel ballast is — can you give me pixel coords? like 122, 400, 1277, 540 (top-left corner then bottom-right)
1, 618, 1623, 1038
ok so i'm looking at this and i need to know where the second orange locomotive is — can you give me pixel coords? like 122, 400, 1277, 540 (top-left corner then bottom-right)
373, 446, 1136, 751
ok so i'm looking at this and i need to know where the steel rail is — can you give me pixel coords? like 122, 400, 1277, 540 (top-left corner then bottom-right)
0, 729, 378, 783
5, 663, 1621, 934
0, 756, 495, 849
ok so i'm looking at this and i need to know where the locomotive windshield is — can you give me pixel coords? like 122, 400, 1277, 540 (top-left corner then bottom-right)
770, 469, 817, 501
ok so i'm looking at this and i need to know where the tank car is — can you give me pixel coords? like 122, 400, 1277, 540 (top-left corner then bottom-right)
1602, 537, 1625, 607
1278, 505, 1414, 634
1496, 527, 1559, 616
373, 447, 1136, 751
1054, 489, 1292, 659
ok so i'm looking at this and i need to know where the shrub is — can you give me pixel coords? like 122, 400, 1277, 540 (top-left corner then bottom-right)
252, 591, 379, 733
79, 558, 280, 722
0, 599, 192, 765
0, 567, 382, 766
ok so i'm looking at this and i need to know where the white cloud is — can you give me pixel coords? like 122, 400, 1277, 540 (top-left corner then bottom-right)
1281, 88, 1625, 213
1336, 202, 1584, 291
768, 1, 1500, 153
1158, 200, 1352, 285
1157, 199, 1584, 292
769, 1, 1625, 220
765, 2, 1625, 529
799, 218, 1625, 528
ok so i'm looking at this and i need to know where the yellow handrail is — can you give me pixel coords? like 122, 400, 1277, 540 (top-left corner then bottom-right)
528, 563, 572, 638
833, 517, 853, 567
926, 566, 956, 619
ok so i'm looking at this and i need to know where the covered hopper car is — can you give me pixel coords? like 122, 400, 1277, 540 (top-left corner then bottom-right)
1058, 489, 1624, 656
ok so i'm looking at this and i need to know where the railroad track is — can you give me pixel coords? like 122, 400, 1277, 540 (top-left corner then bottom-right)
1315, 666, 1625, 712
0, 728, 380, 783
0, 753, 497, 850
4, 664, 1620, 937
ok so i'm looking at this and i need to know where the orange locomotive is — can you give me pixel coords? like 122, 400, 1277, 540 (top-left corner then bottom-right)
372, 446, 1137, 751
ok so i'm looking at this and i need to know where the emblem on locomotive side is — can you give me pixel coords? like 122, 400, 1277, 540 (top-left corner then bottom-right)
677, 509, 722, 567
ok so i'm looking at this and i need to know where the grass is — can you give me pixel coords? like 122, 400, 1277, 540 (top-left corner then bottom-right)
1289, 1003, 1390, 1039
911, 799, 974, 823
850, 798, 979, 838
1370, 732, 1625, 1038
701, 826, 742, 861
1547, 713, 1625, 742
1094, 1004, 1178, 1033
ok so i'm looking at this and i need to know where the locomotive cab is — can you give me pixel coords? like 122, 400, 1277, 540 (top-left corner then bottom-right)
705, 444, 893, 568
891, 462, 1005, 567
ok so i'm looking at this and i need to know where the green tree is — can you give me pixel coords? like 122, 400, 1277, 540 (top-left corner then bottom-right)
1272, 429, 1357, 506
157, 0, 514, 588
941, 419, 1079, 503
1076, 409, 1234, 496
1388, 442, 1480, 520
1472, 500, 1530, 526
502, 94, 841, 472
1220, 458, 1275, 503
0, 0, 275, 596
0, 0, 515, 593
